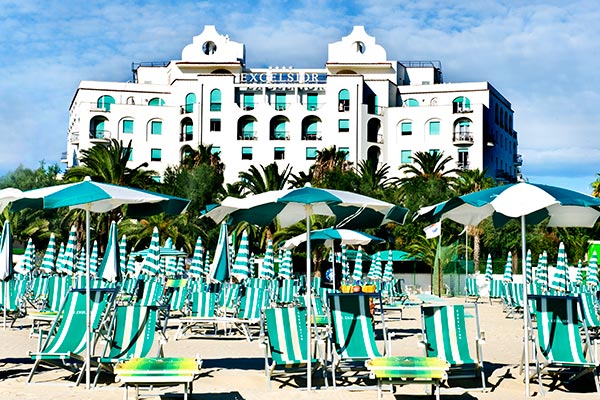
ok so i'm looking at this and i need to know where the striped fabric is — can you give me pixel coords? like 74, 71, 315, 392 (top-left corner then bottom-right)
577, 292, 600, 330
40, 234, 56, 273
46, 275, 72, 312
275, 278, 297, 304
189, 291, 216, 318
465, 278, 479, 299
237, 286, 267, 320
264, 307, 314, 369
136, 277, 164, 307
101, 305, 157, 362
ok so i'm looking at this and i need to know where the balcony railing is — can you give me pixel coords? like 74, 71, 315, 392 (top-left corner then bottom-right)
302, 132, 322, 141
89, 130, 111, 140
238, 132, 257, 140
456, 161, 470, 170
271, 131, 290, 140
453, 132, 474, 146
179, 133, 193, 142
70, 132, 80, 143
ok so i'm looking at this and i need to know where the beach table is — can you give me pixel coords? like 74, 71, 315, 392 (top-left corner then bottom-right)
115, 357, 202, 400
365, 356, 449, 400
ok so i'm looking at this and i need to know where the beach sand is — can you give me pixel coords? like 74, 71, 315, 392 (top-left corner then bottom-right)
0, 296, 597, 399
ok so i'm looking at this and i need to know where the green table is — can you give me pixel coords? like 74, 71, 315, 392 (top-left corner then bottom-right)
365, 356, 449, 400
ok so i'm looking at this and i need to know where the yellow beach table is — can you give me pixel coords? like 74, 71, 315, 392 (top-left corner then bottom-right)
365, 356, 449, 400
115, 357, 202, 400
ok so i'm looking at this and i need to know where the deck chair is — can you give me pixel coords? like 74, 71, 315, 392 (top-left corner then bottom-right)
27, 287, 115, 383
327, 292, 389, 388
135, 276, 164, 307
1, 278, 28, 326
92, 305, 163, 386
167, 279, 189, 316
530, 294, 600, 394
420, 303, 486, 390
464, 277, 480, 303
487, 279, 503, 304
578, 292, 600, 356
226, 286, 269, 341
174, 290, 218, 340
260, 306, 326, 389
274, 278, 297, 305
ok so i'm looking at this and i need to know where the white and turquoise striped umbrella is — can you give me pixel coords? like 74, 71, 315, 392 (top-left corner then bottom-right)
341, 244, 350, 283
60, 225, 77, 275
352, 246, 364, 283
189, 236, 204, 278
525, 249, 532, 284
125, 247, 136, 277
232, 230, 250, 281
249, 252, 255, 278
204, 249, 211, 276
588, 251, 599, 288
382, 250, 394, 282
140, 227, 161, 276
89, 240, 99, 276
207, 222, 230, 282
259, 239, 275, 279
535, 251, 548, 290
502, 251, 513, 282
549, 242, 568, 292
279, 249, 293, 279
484, 254, 493, 281
97, 221, 121, 282
40, 233, 56, 273
176, 249, 185, 276
367, 252, 382, 281
54, 242, 66, 274
576, 259, 583, 286
75, 246, 87, 275
119, 235, 128, 278
14, 238, 35, 275
164, 237, 177, 276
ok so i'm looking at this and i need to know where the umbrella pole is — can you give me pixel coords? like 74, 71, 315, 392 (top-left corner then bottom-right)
85, 209, 91, 390
305, 206, 312, 391
3, 281, 6, 330
521, 215, 530, 398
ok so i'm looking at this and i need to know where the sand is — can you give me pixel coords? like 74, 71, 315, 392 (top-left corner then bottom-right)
0, 296, 597, 399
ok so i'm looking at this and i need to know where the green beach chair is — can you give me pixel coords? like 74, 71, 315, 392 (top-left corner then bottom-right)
174, 290, 218, 340
464, 277, 480, 303
227, 285, 269, 341
135, 276, 164, 307
420, 303, 486, 390
530, 294, 600, 394
0, 278, 28, 326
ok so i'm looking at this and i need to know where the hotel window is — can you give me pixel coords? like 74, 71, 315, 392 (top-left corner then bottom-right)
453, 96, 471, 113
181, 120, 193, 141
339, 147, 350, 160
97, 95, 115, 111
275, 94, 286, 111
458, 148, 469, 168
401, 150, 412, 164
338, 119, 350, 133
185, 93, 196, 113
150, 148, 162, 161
151, 121, 162, 135
210, 118, 221, 132
429, 149, 440, 156
338, 89, 350, 111
306, 147, 317, 160
122, 119, 134, 134
243, 93, 254, 110
122, 148, 133, 161
274, 147, 285, 160
429, 121, 440, 135
401, 122, 412, 135
211, 146, 221, 155
242, 147, 253, 160
307, 93, 318, 111
273, 121, 287, 140
210, 89, 222, 111
148, 97, 165, 106
242, 120, 254, 140
403, 98, 419, 107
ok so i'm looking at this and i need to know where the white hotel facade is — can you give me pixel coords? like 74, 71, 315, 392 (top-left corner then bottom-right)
65, 25, 521, 184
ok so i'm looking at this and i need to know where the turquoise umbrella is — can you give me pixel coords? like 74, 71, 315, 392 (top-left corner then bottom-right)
14, 238, 35, 275
89, 240, 99, 276
97, 221, 121, 283
207, 222, 230, 282
75, 246, 87, 276
503, 251, 513, 282
536, 251, 548, 291
61, 225, 77, 276
484, 254, 493, 281
40, 233, 56, 274
176, 249, 185, 276
341, 244, 349, 283
204, 250, 211, 276
352, 246, 364, 283
54, 242, 66, 275
550, 242, 568, 293
125, 247, 136, 277
525, 249, 532, 284
119, 235, 128, 279
140, 227, 161, 276
279, 249, 293, 279
189, 236, 204, 278
588, 251, 598, 288
164, 237, 178, 277
259, 239, 275, 279
367, 253, 382, 281
232, 230, 250, 281
576, 259, 584, 286
382, 250, 394, 282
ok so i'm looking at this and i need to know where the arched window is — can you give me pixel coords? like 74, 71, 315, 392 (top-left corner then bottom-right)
453, 96, 471, 113
97, 95, 115, 111
238, 117, 257, 140
271, 119, 288, 140
338, 89, 350, 112
90, 116, 108, 139
181, 118, 193, 142
185, 93, 196, 113
148, 97, 165, 106
404, 98, 419, 107
210, 89, 221, 111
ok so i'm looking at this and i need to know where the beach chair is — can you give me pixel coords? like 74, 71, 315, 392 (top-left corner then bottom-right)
135, 276, 164, 307
260, 306, 326, 388
92, 305, 163, 386
487, 279, 503, 304
226, 286, 269, 341
274, 278, 297, 305
27, 287, 115, 383
578, 292, 600, 358
0, 278, 28, 326
167, 279, 188, 316
419, 303, 486, 390
174, 290, 218, 340
327, 292, 390, 388
464, 277, 480, 303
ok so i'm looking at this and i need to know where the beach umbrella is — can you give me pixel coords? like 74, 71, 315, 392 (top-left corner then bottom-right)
40, 233, 56, 274
259, 239, 275, 279
382, 250, 394, 282
118, 235, 127, 278
503, 251, 513, 282
536, 251, 548, 291
367, 252, 382, 281
0, 221, 13, 329
96, 221, 121, 283
0, 188, 25, 214
279, 249, 293, 279
75, 246, 87, 276
60, 225, 77, 276
207, 222, 230, 282
231, 230, 250, 281
164, 238, 178, 277
525, 249, 533, 284
54, 243, 66, 275
588, 251, 598, 288
189, 236, 204, 278
341, 244, 349, 283
484, 254, 493, 281
576, 259, 583, 286
176, 249, 185, 276
140, 227, 161, 276
14, 238, 35, 275
204, 250, 211, 276
417, 182, 600, 397
89, 241, 99, 276
125, 247, 136, 277
352, 246, 365, 283
550, 242, 568, 293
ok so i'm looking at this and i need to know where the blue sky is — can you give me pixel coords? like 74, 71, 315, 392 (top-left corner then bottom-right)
1, 0, 599, 193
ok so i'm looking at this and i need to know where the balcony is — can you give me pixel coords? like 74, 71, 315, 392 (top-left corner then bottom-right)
270, 131, 290, 140
273, 103, 288, 111
456, 161, 470, 170
453, 104, 473, 114
238, 132, 257, 140
453, 132, 474, 147
302, 132, 322, 141
69, 132, 80, 144
89, 130, 111, 142
514, 154, 523, 166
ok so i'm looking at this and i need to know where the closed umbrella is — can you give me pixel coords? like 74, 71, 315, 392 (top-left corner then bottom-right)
125, 247, 136, 277
14, 238, 35, 275
61, 226, 78, 276
259, 239, 275, 279
54, 243, 66, 275
484, 254, 493, 281
503, 251, 513, 282
367, 253, 382, 281
279, 249, 293, 279
576, 259, 583, 286
89, 241, 99, 277
525, 249, 533, 284
231, 230, 250, 281
536, 251, 548, 291
140, 227, 161, 276
164, 238, 177, 277
341, 244, 349, 283
176, 250, 185, 276
588, 251, 598, 288
382, 250, 394, 282
550, 242, 568, 293
204, 250, 211, 277
189, 237, 204, 278
207, 222, 230, 283
40, 234, 56, 274
352, 246, 365, 283
119, 235, 128, 279
75, 246, 87, 276
96, 221, 121, 283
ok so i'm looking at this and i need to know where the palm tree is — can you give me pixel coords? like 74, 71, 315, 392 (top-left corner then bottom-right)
238, 163, 292, 195
180, 144, 225, 176
356, 159, 396, 197
592, 174, 600, 197
313, 145, 353, 183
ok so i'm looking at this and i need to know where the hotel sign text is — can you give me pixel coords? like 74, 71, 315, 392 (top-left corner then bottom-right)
241, 72, 327, 84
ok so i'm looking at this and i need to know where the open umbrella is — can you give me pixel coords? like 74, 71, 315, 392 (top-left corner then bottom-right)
417, 181, 600, 397
484, 254, 493, 281
0, 221, 13, 329
231, 230, 250, 281
40, 233, 56, 274
207, 222, 230, 282
96, 221, 121, 283
189, 236, 204, 278
259, 239, 275, 279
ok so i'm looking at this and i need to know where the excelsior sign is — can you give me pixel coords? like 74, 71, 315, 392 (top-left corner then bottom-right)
241, 72, 327, 84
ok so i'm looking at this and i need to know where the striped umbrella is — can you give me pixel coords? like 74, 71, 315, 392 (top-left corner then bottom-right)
576, 259, 583, 286
352, 246, 364, 283
75, 246, 87, 275
119, 235, 128, 278
140, 227, 161, 276
382, 250, 394, 282
97, 221, 121, 282
341, 244, 350, 283
525, 249, 532, 284
204, 250, 211, 276
249, 252, 255, 278
549, 242, 568, 292
259, 239, 275, 279
189, 236, 205, 278
164, 238, 178, 276
54, 243, 66, 274
367, 252, 382, 281
502, 251, 513, 282
279, 249, 293, 279
14, 238, 35, 275
484, 254, 493, 281
535, 251, 548, 291
125, 247, 136, 277
588, 251, 598, 288
89, 240, 99, 276
63, 225, 78, 275
176, 249, 185, 276
40, 233, 56, 273
232, 230, 250, 281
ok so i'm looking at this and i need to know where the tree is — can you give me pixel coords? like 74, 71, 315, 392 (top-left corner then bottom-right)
356, 159, 397, 198
238, 163, 292, 195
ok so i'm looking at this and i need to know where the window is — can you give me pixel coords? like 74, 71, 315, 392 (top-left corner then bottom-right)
453, 96, 471, 113
148, 98, 165, 106
305, 121, 318, 139
210, 89, 221, 111
242, 120, 254, 140
122, 148, 133, 161
307, 93, 318, 111
401, 122, 412, 135
338, 89, 350, 111
339, 119, 350, 132
458, 148, 469, 168
429, 149, 440, 156
243, 93, 254, 110
185, 93, 196, 113
274, 121, 287, 140
242, 147, 253, 160
122, 119, 133, 134
150, 148, 161, 161
151, 121, 162, 135
182, 120, 193, 141
211, 146, 221, 155
210, 118, 221, 132
306, 147, 317, 160
97, 95, 115, 111
429, 121, 440, 135
275, 94, 286, 111
274, 147, 285, 160
404, 98, 419, 107
401, 150, 412, 164
339, 147, 350, 160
